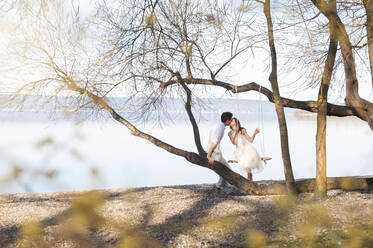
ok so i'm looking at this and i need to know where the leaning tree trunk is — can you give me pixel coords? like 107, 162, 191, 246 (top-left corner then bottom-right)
315, 9, 338, 197
263, 0, 298, 196
312, 0, 373, 131
63, 79, 373, 195
363, 0, 373, 88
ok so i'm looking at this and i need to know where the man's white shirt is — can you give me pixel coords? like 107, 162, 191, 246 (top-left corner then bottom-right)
207, 122, 225, 154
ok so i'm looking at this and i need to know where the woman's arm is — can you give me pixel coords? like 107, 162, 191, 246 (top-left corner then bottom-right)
229, 130, 240, 145
228, 131, 238, 145
243, 128, 259, 143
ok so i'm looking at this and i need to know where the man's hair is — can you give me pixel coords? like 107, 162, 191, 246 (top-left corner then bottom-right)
221, 112, 233, 123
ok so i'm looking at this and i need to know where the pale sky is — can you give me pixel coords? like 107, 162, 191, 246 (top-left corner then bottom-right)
76, 0, 373, 103
1, 0, 372, 104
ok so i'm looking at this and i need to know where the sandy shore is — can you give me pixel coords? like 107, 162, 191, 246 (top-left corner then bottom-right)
1, 183, 373, 247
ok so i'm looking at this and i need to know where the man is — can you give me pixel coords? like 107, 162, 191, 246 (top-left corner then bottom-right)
207, 112, 233, 193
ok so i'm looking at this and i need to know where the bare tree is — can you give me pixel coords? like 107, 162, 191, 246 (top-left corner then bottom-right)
262, 0, 297, 195
311, 0, 373, 130
2, 0, 373, 196
314, 0, 339, 197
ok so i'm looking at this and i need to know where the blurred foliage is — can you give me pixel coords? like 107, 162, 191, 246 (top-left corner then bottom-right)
16, 191, 161, 247
70, 191, 106, 232
0, 130, 100, 193
200, 216, 238, 231
247, 229, 267, 248
35, 137, 54, 148
263, 196, 373, 248
12, 191, 373, 248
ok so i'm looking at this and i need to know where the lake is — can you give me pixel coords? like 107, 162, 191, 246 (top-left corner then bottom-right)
0, 98, 372, 194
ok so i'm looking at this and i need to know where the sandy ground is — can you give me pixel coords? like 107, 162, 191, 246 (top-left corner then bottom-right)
0, 183, 373, 247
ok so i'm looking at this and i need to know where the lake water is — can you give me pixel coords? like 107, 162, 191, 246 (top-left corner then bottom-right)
0, 99, 372, 194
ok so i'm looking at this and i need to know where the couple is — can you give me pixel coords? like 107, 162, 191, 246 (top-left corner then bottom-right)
207, 112, 264, 191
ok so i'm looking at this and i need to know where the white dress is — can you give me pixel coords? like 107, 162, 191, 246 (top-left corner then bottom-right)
233, 131, 263, 174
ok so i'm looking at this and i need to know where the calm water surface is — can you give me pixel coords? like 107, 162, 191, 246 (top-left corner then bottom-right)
0, 103, 372, 194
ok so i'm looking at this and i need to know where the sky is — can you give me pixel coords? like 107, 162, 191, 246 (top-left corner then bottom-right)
0, 0, 372, 104
67, 0, 373, 103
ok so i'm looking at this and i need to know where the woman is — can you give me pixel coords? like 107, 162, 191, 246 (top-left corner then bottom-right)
228, 118, 264, 182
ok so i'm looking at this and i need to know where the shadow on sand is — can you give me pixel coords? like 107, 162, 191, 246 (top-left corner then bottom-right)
0, 184, 292, 247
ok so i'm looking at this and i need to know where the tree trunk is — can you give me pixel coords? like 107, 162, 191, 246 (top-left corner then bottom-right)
263, 0, 298, 196
296, 176, 373, 192
363, 0, 373, 88
180, 82, 206, 156
312, 0, 373, 131
315, 12, 338, 197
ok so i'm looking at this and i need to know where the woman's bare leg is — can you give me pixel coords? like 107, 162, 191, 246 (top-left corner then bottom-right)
247, 172, 253, 182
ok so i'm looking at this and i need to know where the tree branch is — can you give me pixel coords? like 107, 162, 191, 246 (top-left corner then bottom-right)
161, 79, 360, 118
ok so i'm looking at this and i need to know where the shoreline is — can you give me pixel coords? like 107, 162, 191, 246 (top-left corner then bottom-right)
3, 175, 372, 197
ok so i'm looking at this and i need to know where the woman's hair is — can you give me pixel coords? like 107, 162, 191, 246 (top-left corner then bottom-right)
230, 117, 244, 131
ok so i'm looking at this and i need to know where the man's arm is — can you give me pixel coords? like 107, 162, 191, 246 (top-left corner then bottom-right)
207, 143, 217, 164
207, 124, 224, 164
